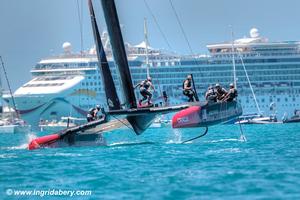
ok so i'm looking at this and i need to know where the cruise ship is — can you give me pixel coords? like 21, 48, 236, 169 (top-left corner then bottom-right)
4, 28, 300, 126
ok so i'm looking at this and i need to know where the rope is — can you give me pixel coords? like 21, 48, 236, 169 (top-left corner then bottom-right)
143, 0, 173, 50
76, 0, 84, 55
155, 79, 164, 104
111, 115, 136, 133
168, 0, 194, 55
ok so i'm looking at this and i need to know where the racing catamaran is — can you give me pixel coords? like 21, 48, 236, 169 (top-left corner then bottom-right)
28, 0, 188, 150
171, 29, 243, 137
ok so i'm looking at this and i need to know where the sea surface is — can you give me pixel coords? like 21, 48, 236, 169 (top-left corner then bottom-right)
0, 123, 300, 199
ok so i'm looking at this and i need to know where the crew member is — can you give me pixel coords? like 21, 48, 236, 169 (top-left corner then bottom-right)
205, 86, 217, 103
215, 83, 227, 101
223, 83, 238, 102
135, 77, 155, 106
87, 105, 101, 122
183, 75, 196, 102
163, 91, 169, 106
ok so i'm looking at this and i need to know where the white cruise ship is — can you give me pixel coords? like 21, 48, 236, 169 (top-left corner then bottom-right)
4, 29, 300, 126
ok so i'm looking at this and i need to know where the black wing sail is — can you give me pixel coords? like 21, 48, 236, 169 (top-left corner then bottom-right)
100, 0, 137, 109
88, 0, 121, 110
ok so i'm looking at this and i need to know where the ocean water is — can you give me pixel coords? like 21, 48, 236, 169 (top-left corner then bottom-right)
0, 123, 300, 199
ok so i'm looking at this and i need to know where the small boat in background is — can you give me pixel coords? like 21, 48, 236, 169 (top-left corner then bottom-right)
149, 116, 171, 128
0, 117, 31, 134
236, 102, 282, 124
283, 109, 300, 123
0, 107, 31, 134
39, 117, 86, 132
0, 56, 31, 133
236, 114, 281, 124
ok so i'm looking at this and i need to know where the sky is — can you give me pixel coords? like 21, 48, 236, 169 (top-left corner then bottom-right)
0, 0, 300, 90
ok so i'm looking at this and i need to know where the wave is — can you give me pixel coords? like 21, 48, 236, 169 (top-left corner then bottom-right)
54, 153, 83, 157
205, 147, 242, 154
108, 141, 155, 147
205, 138, 240, 143
2, 143, 28, 150
0, 154, 18, 159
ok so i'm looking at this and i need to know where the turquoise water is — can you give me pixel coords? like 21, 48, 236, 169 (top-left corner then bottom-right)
0, 124, 300, 199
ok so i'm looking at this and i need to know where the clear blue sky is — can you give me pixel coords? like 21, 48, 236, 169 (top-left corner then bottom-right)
0, 0, 300, 90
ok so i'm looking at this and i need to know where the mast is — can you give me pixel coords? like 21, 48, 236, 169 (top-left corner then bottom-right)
100, 0, 137, 109
88, 0, 121, 110
230, 27, 237, 89
0, 56, 20, 118
144, 18, 150, 78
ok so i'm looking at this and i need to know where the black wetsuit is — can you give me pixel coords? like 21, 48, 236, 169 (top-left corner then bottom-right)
87, 108, 98, 122
139, 80, 153, 105
183, 79, 195, 102
226, 88, 238, 102
216, 88, 227, 101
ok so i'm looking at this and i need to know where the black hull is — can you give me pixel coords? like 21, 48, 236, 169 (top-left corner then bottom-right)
172, 101, 243, 128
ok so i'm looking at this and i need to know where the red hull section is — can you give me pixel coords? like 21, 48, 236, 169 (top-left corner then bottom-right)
28, 134, 60, 150
172, 106, 202, 128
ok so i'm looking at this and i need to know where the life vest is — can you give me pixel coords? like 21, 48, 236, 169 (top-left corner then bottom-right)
182, 79, 191, 90
88, 108, 95, 114
216, 88, 226, 96
140, 80, 151, 90
88, 108, 97, 117
229, 88, 238, 98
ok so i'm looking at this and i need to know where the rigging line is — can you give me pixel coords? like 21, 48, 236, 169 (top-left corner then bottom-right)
168, 0, 194, 55
168, 0, 203, 95
0, 56, 19, 118
156, 79, 163, 102
238, 53, 261, 114
110, 115, 136, 133
143, 0, 173, 50
76, 0, 84, 55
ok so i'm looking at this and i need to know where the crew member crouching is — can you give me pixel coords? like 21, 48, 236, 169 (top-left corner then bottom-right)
87, 105, 101, 122
215, 83, 227, 101
205, 86, 217, 103
135, 77, 155, 106
223, 83, 238, 102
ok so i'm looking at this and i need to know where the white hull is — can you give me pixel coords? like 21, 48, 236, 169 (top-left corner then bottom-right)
0, 124, 31, 134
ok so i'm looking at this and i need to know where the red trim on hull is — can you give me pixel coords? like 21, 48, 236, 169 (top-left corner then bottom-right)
172, 106, 201, 128
28, 134, 60, 150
